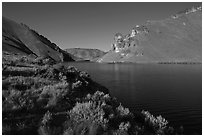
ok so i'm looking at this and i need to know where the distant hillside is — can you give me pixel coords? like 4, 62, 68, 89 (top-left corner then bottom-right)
2, 17, 74, 62
98, 6, 202, 63
65, 48, 107, 61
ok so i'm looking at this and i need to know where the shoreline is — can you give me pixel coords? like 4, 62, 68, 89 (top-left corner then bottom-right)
73, 60, 202, 65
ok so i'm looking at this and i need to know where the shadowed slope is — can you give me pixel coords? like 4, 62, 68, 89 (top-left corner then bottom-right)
2, 17, 74, 62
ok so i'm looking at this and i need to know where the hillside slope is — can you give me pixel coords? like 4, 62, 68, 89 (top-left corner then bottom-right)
2, 17, 74, 62
65, 48, 107, 61
98, 6, 202, 63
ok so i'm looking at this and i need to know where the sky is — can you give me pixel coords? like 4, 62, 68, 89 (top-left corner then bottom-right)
2, 2, 201, 51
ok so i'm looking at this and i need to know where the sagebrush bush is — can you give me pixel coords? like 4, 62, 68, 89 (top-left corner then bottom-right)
69, 101, 108, 125
63, 91, 138, 135
38, 111, 61, 135
141, 110, 174, 134
113, 122, 130, 135
2, 76, 53, 91
33, 56, 56, 66
2, 88, 37, 112
63, 101, 108, 135
2, 76, 57, 112
37, 81, 72, 110
116, 104, 131, 116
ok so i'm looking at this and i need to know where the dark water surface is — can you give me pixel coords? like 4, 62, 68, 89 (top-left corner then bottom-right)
67, 62, 202, 134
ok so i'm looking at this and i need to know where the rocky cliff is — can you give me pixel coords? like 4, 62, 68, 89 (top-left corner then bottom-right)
98, 6, 202, 63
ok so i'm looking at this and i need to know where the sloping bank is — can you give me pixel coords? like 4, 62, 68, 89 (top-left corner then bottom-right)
2, 52, 182, 135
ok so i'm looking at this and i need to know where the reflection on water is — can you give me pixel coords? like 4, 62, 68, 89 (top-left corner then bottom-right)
67, 62, 202, 134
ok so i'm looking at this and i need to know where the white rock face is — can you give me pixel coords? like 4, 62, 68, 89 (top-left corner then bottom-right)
111, 25, 149, 53
130, 29, 137, 37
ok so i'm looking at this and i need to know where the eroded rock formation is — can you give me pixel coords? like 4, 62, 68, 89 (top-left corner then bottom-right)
111, 25, 149, 54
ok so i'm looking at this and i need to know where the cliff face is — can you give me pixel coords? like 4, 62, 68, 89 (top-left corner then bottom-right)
65, 48, 107, 61
98, 6, 202, 63
2, 17, 74, 62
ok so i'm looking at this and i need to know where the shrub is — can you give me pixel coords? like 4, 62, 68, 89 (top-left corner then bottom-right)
2, 89, 35, 112
2, 76, 55, 94
113, 122, 130, 135
64, 101, 108, 134
72, 80, 83, 89
37, 81, 71, 110
39, 111, 68, 135
79, 71, 90, 79
69, 101, 108, 125
116, 104, 131, 116
84, 91, 114, 106
141, 110, 174, 134
33, 56, 55, 66
38, 111, 59, 135
63, 92, 139, 135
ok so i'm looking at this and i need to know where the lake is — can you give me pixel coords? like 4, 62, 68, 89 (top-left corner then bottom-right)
67, 62, 202, 134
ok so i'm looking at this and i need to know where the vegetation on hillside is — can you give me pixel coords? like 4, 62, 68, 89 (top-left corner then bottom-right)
2, 52, 181, 135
